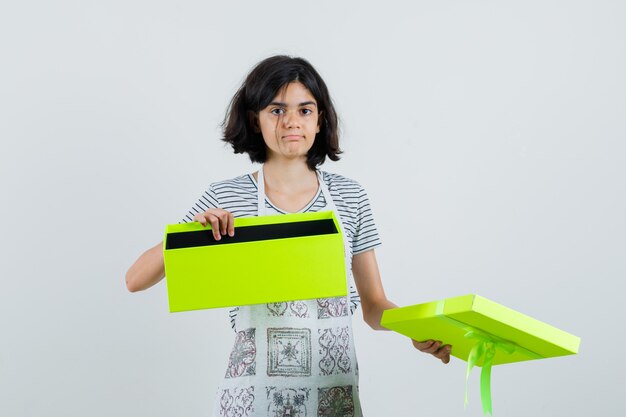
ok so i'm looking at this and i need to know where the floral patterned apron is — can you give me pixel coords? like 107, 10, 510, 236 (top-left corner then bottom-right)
213, 165, 363, 417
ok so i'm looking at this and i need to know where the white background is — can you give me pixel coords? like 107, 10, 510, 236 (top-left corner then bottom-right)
1, 1, 623, 416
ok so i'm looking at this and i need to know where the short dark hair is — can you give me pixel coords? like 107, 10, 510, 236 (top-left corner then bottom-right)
222, 55, 341, 170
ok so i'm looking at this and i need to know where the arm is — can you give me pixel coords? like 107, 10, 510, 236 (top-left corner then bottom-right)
125, 241, 166, 292
351, 249, 396, 330
352, 249, 451, 363
125, 208, 235, 293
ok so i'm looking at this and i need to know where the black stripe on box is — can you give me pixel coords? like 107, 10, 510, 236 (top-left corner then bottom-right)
166, 219, 338, 250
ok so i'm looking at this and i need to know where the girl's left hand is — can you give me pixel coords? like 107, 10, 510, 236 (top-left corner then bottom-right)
412, 339, 452, 364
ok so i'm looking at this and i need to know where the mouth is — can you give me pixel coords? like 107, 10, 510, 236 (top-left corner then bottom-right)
282, 135, 304, 140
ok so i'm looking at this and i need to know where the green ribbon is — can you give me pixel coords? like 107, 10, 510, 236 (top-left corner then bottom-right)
463, 329, 515, 416
434, 301, 541, 416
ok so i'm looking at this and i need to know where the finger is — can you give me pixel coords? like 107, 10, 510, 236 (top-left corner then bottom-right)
422, 341, 442, 354
413, 340, 435, 351
437, 350, 450, 364
435, 345, 452, 364
412, 339, 434, 351
216, 212, 228, 235
208, 215, 221, 240
227, 212, 235, 237
193, 214, 207, 227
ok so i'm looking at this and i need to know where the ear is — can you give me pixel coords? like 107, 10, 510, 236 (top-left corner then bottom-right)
248, 110, 260, 133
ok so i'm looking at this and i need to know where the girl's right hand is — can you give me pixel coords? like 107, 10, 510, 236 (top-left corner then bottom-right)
193, 208, 235, 241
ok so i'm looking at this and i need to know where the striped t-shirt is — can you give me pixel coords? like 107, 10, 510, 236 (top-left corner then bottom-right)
181, 170, 382, 330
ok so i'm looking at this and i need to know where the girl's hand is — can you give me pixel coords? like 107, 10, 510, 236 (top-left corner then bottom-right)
412, 339, 452, 364
193, 209, 235, 241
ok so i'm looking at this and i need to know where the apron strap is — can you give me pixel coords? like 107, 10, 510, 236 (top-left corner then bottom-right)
256, 165, 349, 255
256, 165, 343, 230
257, 165, 267, 216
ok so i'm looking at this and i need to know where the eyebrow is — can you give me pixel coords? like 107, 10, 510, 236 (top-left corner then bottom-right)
269, 101, 317, 107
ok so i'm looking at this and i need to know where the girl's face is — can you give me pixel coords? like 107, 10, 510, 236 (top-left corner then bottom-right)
256, 81, 320, 163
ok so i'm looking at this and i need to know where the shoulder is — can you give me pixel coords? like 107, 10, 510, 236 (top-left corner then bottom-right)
205, 173, 258, 216
320, 171, 364, 193
181, 173, 257, 223
209, 173, 256, 193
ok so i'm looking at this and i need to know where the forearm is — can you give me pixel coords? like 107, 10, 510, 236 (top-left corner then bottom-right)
363, 298, 398, 330
125, 241, 165, 292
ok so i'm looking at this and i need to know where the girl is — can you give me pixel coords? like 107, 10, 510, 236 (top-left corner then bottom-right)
126, 55, 450, 417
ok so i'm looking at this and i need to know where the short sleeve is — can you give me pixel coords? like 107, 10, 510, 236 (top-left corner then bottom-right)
180, 184, 219, 223
351, 186, 382, 254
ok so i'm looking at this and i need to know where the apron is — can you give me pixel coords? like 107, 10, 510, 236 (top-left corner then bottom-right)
213, 166, 363, 417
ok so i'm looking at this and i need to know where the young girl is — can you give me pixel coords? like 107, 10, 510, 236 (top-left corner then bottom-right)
126, 55, 450, 417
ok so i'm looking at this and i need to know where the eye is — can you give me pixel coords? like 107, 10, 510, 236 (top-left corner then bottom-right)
270, 108, 285, 115
301, 108, 314, 115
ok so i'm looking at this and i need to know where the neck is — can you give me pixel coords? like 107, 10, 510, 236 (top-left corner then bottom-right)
262, 158, 317, 191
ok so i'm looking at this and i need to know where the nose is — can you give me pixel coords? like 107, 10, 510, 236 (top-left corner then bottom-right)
282, 110, 301, 129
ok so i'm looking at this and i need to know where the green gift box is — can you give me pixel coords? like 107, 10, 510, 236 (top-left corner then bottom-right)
163, 211, 347, 312
381, 294, 580, 415
381, 294, 580, 364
